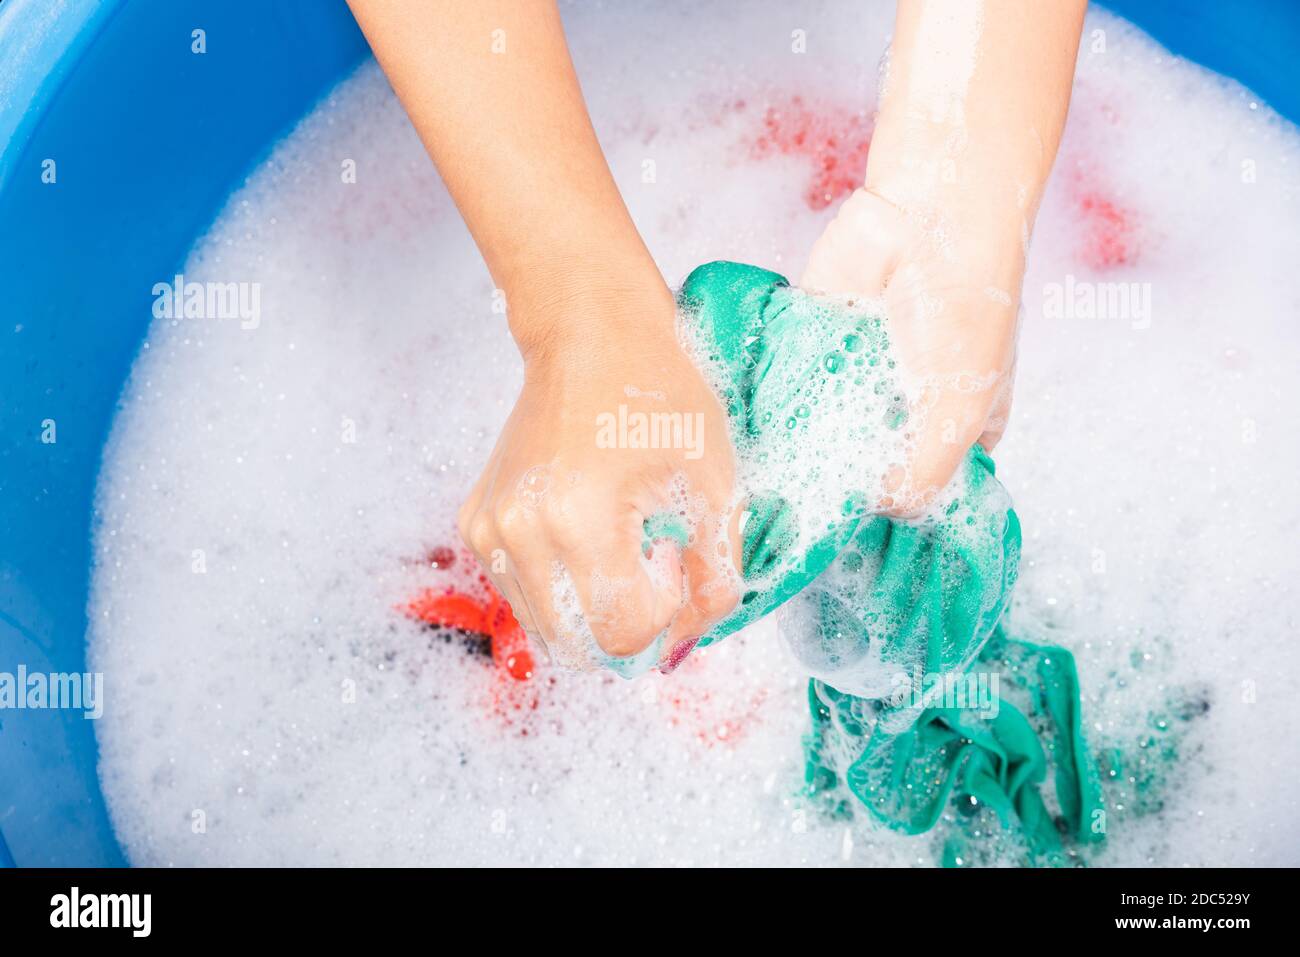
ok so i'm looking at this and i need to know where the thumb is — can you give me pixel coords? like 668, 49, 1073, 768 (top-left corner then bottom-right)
556, 506, 683, 659
800, 190, 904, 296
660, 499, 743, 673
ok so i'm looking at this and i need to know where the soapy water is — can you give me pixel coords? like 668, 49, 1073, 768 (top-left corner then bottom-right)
88, 3, 1300, 865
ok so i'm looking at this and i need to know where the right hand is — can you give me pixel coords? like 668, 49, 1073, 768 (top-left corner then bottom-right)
457, 281, 742, 672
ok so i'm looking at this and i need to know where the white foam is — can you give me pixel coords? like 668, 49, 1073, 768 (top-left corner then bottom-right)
89, 3, 1300, 865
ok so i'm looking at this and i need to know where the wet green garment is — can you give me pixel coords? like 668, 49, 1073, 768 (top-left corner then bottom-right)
676, 261, 1105, 864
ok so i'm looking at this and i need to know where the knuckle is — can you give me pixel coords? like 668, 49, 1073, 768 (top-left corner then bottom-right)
543, 487, 582, 524
695, 578, 740, 618
456, 501, 474, 545
492, 500, 532, 544
542, 510, 584, 551
466, 511, 496, 554
591, 620, 655, 659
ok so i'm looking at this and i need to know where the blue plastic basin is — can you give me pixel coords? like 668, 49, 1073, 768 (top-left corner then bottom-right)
0, 0, 1295, 867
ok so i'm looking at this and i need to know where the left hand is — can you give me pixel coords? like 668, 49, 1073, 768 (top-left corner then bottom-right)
801, 187, 1022, 515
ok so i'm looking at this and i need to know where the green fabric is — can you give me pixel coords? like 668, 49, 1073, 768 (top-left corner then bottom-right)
675, 261, 1106, 865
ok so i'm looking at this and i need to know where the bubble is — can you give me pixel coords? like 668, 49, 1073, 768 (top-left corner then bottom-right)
516, 465, 551, 509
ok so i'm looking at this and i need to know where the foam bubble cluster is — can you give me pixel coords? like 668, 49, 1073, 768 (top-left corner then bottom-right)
682, 286, 914, 564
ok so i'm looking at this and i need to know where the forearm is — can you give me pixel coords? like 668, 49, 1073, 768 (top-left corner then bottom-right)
346, 0, 667, 355
868, 0, 1087, 274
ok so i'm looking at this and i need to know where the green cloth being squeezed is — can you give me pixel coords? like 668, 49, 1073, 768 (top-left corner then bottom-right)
675, 261, 1106, 865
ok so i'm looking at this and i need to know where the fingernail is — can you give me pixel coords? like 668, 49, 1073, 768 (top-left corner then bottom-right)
660, 637, 700, 675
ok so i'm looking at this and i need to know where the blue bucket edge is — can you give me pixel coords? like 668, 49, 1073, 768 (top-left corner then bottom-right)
0, 0, 368, 867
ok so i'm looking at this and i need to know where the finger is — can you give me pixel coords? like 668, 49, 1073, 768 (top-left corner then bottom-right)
883, 376, 1001, 516
456, 489, 484, 557
800, 191, 901, 296
491, 563, 541, 637
878, 275, 1016, 514
502, 547, 569, 665
459, 487, 549, 651
553, 497, 684, 659
661, 496, 743, 671
800, 225, 896, 296
486, 495, 567, 653
976, 385, 1013, 453
977, 358, 1017, 453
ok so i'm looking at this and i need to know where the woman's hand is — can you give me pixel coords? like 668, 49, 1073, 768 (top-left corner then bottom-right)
349, 0, 741, 667
801, 0, 1086, 514
457, 280, 741, 668
801, 187, 1020, 515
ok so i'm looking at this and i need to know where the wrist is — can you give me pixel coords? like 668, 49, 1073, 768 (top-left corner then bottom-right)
864, 118, 1052, 240
828, 186, 1028, 292
506, 261, 677, 366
